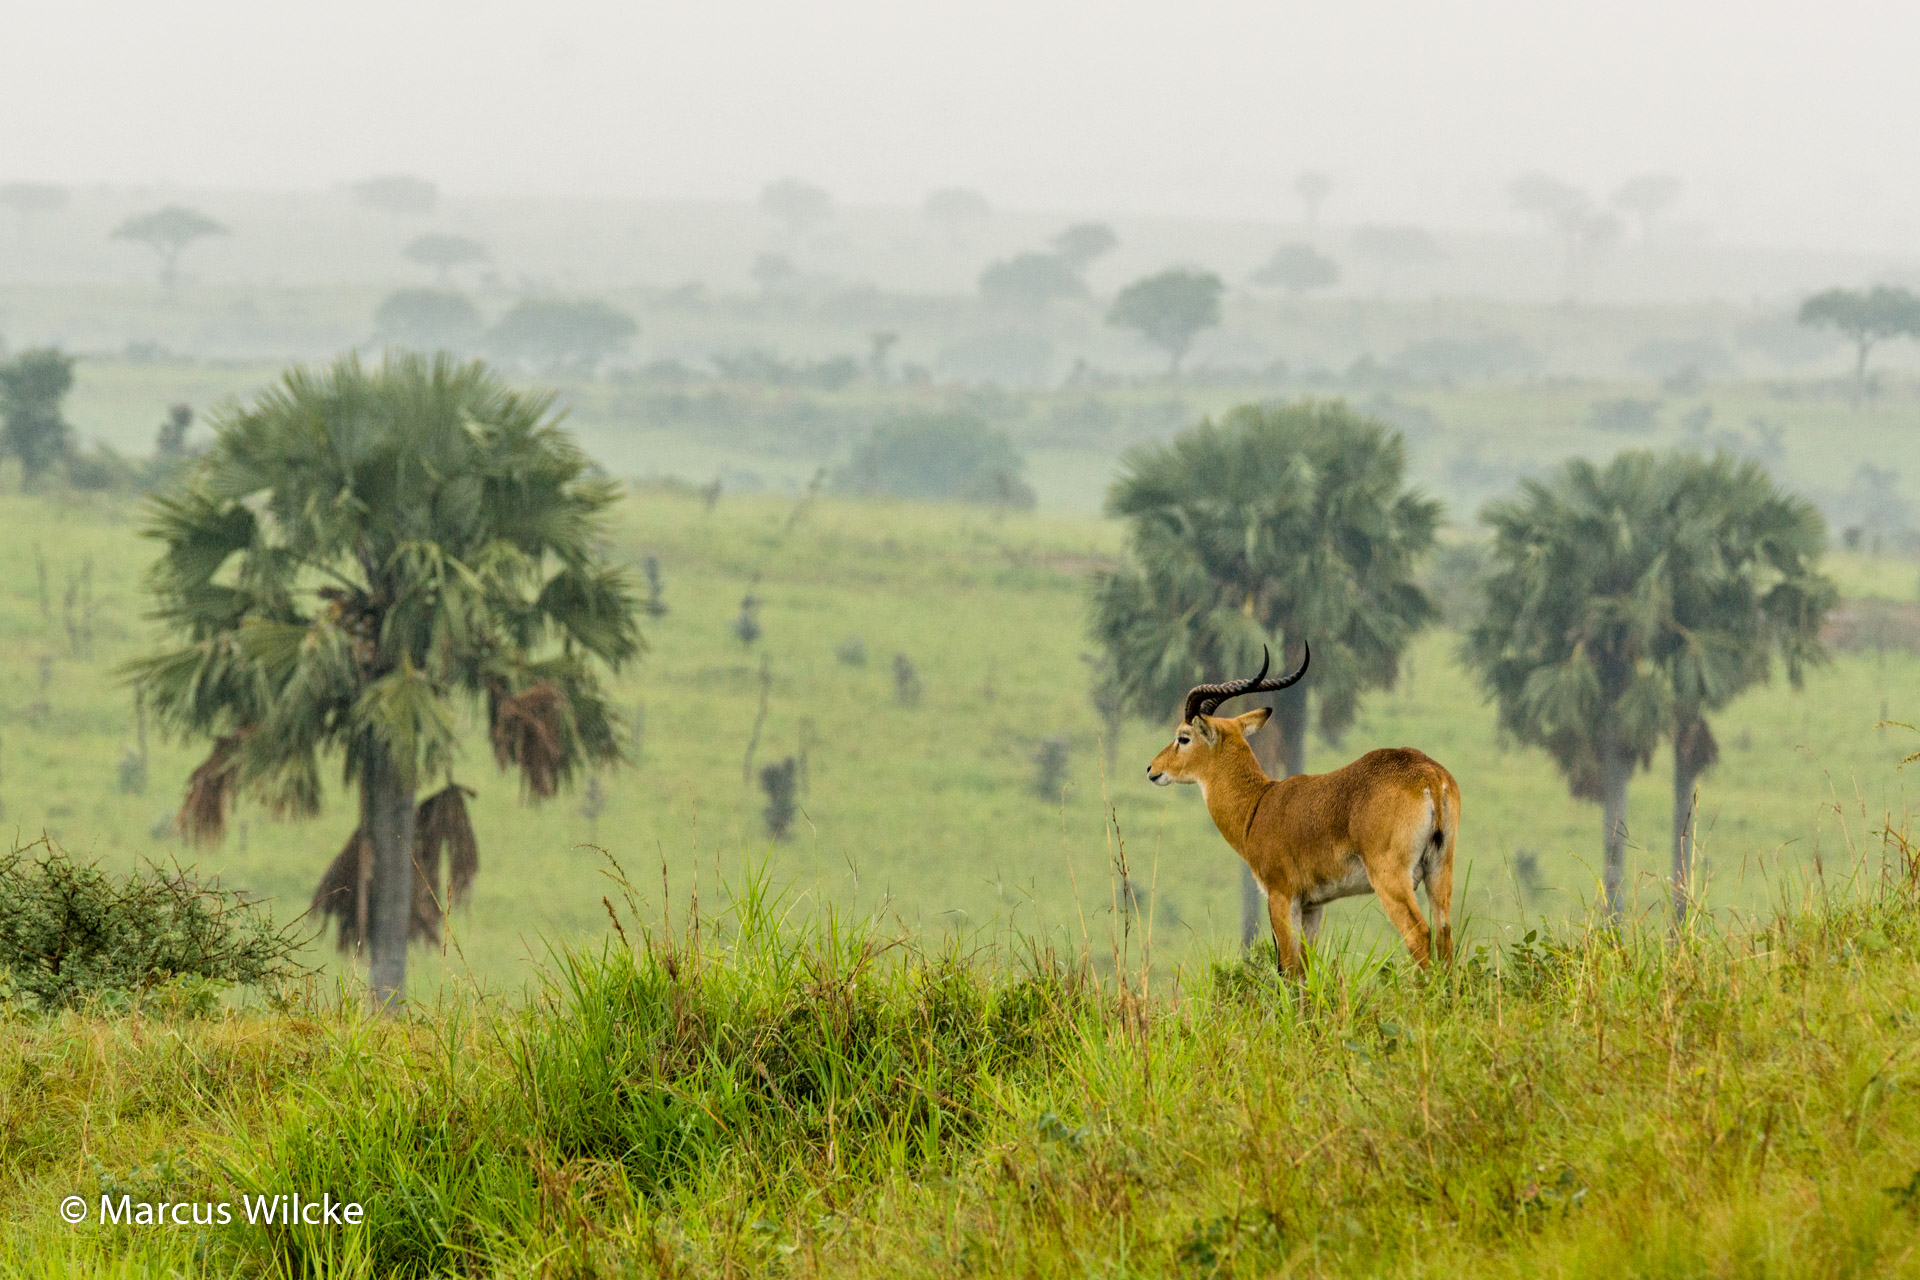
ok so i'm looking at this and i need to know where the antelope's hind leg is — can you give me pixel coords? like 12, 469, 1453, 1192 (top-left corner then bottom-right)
1422, 841, 1454, 964
1372, 872, 1432, 968
1423, 781, 1458, 964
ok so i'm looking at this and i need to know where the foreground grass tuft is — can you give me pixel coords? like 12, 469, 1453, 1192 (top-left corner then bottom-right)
4, 833, 1920, 1276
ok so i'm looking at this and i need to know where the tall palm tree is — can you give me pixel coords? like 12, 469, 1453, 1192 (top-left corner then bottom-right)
1090, 400, 1441, 946
126, 352, 643, 1009
1465, 452, 1832, 921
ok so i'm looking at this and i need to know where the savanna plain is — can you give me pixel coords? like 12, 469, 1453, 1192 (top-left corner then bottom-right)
4, 352, 1920, 1273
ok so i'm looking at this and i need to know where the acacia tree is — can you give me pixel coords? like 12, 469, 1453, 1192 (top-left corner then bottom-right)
1464, 452, 1833, 921
112, 205, 227, 295
1610, 173, 1682, 241
126, 352, 642, 1010
1797, 286, 1920, 406
1091, 400, 1441, 945
0, 182, 68, 229
759, 178, 833, 238
1106, 268, 1224, 374
1053, 222, 1118, 271
979, 253, 1085, 309
1293, 171, 1332, 226
487, 298, 638, 373
1250, 243, 1340, 296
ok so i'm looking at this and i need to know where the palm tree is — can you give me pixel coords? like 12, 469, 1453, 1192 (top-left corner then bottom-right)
126, 352, 643, 1009
1655, 456, 1831, 922
1464, 452, 1833, 922
1090, 400, 1441, 946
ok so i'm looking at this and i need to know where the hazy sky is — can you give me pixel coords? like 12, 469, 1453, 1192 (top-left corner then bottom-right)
7, 0, 1919, 250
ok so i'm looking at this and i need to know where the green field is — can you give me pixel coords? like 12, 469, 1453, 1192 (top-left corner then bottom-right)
1, 473, 1915, 993
7, 349, 1920, 1276
5, 831, 1920, 1277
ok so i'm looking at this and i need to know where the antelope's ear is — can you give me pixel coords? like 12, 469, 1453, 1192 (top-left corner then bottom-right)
1188, 716, 1220, 746
1235, 707, 1272, 735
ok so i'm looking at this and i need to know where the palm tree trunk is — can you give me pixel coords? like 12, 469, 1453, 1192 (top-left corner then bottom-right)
1672, 747, 1700, 927
362, 742, 417, 1012
1241, 689, 1309, 949
1600, 738, 1631, 921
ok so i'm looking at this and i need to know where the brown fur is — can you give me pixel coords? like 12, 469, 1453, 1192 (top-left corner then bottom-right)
1149, 708, 1459, 976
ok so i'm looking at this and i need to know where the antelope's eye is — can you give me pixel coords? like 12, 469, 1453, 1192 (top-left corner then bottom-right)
1177, 733, 1190, 745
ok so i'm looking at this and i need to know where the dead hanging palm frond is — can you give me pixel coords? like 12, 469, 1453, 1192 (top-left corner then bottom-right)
310, 826, 373, 953
310, 796, 471, 952
177, 731, 249, 847
413, 783, 479, 945
489, 681, 570, 799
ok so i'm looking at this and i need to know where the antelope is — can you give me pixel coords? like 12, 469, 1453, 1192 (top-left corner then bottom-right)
1147, 645, 1458, 976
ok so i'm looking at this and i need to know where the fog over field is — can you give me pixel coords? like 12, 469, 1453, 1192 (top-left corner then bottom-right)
6, 0, 1920, 251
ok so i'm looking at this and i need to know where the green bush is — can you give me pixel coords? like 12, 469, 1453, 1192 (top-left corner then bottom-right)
833, 412, 1036, 509
0, 839, 302, 1012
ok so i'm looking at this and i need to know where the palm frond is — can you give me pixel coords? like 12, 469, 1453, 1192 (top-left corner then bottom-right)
489, 681, 570, 799
177, 732, 248, 847
309, 826, 372, 953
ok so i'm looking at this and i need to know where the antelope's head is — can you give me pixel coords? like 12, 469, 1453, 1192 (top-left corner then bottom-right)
1147, 644, 1309, 787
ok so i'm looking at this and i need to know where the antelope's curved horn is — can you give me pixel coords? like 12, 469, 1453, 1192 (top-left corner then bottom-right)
1181, 642, 1311, 724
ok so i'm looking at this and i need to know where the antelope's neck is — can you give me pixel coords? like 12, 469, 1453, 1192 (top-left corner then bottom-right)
1198, 750, 1273, 854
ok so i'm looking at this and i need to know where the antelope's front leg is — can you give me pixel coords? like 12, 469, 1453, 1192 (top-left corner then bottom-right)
1266, 891, 1307, 978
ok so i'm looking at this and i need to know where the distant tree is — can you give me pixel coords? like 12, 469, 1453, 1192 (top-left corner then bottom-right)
155, 404, 192, 458
1053, 222, 1118, 270
0, 348, 75, 487
924, 188, 991, 242
1797, 285, 1920, 406
1506, 174, 1619, 299
111, 206, 227, 296
373, 289, 483, 350
349, 174, 438, 216
1090, 400, 1440, 946
1463, 452, 1833, 921
127, 352, 641, 1012
487, 298, 637, 373
759, 178, 833, 238
1610, 174, 1682, 241
979, 252, 1085, 308
146, 402, 196, 489
0, 183, 68, 229
401, 234, 488, 284
1249, 243, 1341, 295
1293, 171, 1333, 226
1507, 172, 1588, 230
1348, 225, 1444, 294
1106, 268, 1225, 374
751, 252, 799, 293
832, 412, 1035, 509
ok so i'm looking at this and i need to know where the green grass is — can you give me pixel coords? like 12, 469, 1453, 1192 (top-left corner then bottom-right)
1, 484, 1916, 992
3, 824, 1919, 1276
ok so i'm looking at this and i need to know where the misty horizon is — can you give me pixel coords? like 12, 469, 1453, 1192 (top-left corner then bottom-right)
5, 0, 1920, 254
